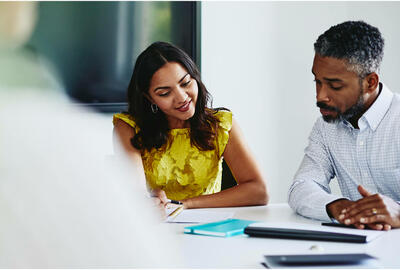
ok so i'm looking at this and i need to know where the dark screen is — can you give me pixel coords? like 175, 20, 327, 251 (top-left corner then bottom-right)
27, 1, 199, 112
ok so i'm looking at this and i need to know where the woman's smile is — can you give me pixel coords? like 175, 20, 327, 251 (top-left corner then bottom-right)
176, 100, 191, 112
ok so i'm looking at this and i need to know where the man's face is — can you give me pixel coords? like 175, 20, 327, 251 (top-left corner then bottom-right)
312, 54, 365, 123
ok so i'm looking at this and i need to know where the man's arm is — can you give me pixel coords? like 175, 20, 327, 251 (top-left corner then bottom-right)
288, 119, 344, 221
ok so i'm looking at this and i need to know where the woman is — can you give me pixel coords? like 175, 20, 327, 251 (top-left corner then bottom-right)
113, 41, 268, 209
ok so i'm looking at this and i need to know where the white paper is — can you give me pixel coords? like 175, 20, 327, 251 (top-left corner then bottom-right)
166, 209, 234, 223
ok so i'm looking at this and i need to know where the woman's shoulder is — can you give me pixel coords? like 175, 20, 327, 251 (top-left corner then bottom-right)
212, 108, 232, 132
113, 113, 139, 130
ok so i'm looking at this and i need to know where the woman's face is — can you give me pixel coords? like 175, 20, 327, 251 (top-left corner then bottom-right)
147, 62, 198, 128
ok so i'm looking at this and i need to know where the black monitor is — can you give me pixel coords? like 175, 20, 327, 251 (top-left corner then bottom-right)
27, 1, 200, 112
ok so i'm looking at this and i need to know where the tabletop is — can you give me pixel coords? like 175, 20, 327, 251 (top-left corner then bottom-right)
165, 203, 400, 268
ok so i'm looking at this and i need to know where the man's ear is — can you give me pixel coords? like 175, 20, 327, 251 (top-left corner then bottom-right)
364, 72, 379, 94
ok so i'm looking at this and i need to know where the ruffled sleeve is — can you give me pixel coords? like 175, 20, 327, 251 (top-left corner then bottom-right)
214, 110, 233, 157
113, 113, 140, 134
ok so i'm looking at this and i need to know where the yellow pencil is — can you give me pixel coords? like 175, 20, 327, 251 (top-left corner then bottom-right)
168, 205, 183, 219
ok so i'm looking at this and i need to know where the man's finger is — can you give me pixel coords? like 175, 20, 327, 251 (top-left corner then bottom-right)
353, 223, 365, 229
342, 195, 380, 214
383, 224, 392, 231
340, 202, 382, 221
359, 214, 386, 224
358, 185, 372, 197
366, 223, 384, 230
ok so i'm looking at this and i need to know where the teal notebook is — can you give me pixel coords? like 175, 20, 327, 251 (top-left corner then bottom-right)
184, 219, 257, 237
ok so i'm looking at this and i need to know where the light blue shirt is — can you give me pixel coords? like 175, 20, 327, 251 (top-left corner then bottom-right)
288, 83, 400, 221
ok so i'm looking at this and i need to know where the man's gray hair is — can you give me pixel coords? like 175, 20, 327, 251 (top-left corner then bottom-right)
314, 21, 384, 78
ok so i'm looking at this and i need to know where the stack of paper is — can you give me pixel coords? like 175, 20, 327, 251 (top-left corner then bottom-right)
166, 208, 234, 223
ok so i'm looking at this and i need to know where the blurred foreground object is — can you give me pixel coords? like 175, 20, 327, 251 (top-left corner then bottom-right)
0, 2, 37, 51
0, 2, 182, 267
0, 2, 61, 92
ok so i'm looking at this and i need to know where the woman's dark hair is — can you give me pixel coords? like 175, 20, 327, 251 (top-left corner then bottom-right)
127, 41, 220, 152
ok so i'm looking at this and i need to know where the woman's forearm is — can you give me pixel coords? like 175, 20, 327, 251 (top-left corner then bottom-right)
182, 179, 268, 209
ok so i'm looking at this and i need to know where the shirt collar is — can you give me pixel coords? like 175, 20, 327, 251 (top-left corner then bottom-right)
358, 82, 394, 131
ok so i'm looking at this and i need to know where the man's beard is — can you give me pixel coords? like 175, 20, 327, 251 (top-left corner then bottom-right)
317, 87, 365, 124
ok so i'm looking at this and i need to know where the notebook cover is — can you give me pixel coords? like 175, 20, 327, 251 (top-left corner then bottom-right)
184, 218, 257, 237
244, 226, 367, 243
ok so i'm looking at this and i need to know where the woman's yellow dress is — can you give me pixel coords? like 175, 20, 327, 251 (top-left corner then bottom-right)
113, 110, 232, 200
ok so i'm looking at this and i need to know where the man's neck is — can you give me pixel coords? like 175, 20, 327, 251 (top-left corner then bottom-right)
349, 83, 382, 129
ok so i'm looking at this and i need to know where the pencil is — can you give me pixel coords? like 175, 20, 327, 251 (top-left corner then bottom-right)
168, 206, 183, 219
167, 199, 183, 205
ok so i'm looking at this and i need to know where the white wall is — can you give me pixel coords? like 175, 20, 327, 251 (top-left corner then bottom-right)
201, 1, 400, 203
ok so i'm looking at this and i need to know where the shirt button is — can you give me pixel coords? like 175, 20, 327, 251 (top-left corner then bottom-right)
359, 141, 364, 146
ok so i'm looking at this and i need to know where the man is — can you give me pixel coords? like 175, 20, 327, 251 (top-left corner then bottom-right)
288, 21, 400, 230
0, 2, 181, 267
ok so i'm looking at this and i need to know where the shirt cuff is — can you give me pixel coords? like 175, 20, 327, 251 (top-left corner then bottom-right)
311, 194, 343, 222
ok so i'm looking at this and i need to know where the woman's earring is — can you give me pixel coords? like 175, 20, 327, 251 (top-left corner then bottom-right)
151, 103, 158, 114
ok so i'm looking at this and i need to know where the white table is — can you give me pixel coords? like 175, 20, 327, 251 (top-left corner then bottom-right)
166, 203, 400, 268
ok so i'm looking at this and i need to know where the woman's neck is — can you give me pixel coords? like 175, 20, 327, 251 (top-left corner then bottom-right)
167, 117, 190, 129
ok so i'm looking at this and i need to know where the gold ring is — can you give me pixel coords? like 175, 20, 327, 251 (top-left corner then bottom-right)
371, 208, 378, 215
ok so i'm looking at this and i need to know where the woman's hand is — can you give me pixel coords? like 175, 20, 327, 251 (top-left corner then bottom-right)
150, 189, 169, 219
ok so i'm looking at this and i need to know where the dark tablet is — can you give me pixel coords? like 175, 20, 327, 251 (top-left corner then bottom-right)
264, 253, 376, 266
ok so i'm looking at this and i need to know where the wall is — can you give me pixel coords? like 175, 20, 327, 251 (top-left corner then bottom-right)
201, 2, 400, 203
